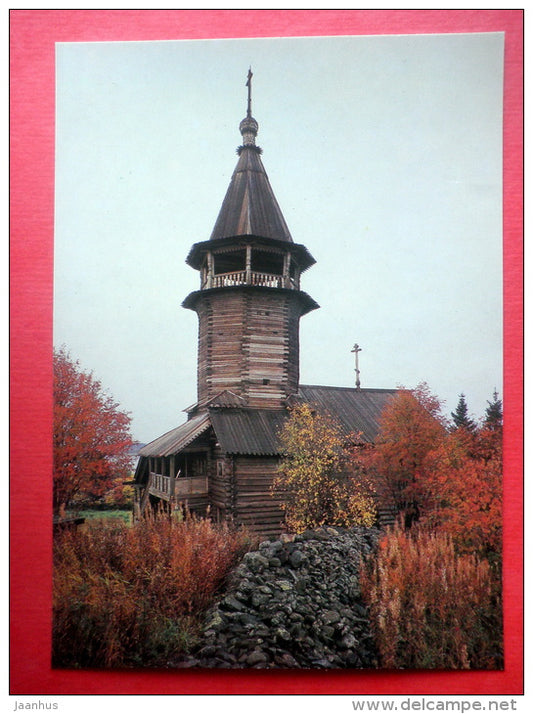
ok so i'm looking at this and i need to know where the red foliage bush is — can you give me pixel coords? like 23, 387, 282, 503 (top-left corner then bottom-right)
421, 426, 502, 558
359, 523, 503, 669
53, 513, 252, 668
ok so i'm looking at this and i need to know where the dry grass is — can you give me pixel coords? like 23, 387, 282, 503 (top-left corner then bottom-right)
359, 523, 503, 669
53, 512, 252, 668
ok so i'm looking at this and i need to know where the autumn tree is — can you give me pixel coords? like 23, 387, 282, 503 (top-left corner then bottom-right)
360, 383, 447, 527
273, 403, 377, 533
421, 425, 502, 557
53, 347, 133, 514
451, 393, 477, 432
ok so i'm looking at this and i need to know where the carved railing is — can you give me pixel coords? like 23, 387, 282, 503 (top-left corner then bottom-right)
250, 271, 283, 288
208, 271, 297, 290
211, 271, 247, 288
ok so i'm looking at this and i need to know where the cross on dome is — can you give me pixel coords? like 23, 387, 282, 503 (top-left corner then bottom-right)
239, 67, 259, 148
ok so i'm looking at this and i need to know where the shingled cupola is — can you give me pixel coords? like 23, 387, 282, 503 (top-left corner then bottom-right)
183, 70, 319, 410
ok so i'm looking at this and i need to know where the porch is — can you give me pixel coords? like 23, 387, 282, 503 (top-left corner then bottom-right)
147, 472, 209, 501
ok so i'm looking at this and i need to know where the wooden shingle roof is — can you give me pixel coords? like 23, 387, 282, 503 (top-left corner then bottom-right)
138, 412, 211, 458
209, 146, 293, 243
209, 408, 288, 456
296, 385, 398, 444
138, 387, 398, 460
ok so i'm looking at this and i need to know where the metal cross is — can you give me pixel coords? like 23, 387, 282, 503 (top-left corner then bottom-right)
351, 343, 362, 389
246, 67, 253, 117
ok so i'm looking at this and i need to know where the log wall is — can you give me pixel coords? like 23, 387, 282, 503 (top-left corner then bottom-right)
207, 445, 234, 523
193, 288, 305, 409
232, 456, 285, 537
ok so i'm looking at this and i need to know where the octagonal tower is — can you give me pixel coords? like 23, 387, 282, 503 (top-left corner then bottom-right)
183, 72, 318, 410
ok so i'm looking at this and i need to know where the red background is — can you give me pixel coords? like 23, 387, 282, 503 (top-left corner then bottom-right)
9, 10, 523, 695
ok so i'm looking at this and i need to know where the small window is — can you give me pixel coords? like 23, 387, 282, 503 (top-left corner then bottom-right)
263, 378, 270, 385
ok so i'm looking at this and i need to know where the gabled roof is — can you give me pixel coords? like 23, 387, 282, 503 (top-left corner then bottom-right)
137, 408, 286, 459
296, 385, 398, 444
205, 390, 247, 408
138, 387, 398, 460
138, 412, 211, 458
209, 146, 293, 243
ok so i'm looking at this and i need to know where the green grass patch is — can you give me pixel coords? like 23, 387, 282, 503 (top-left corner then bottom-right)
78, 509, 132, 525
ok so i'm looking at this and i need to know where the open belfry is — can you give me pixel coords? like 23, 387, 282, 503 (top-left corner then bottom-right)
134, 73, 396, 535
183, 70, 318, 411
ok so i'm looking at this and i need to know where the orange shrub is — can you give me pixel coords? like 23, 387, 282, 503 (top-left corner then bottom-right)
359, 523, 502, 669
53, 513, 251, 668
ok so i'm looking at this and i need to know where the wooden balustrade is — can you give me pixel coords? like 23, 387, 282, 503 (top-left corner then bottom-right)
209, 271, 297, 290
250, 271, 282, 288
211, 271, 246, 288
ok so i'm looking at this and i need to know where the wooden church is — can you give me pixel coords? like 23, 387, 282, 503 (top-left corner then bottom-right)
133, 74, 396, 535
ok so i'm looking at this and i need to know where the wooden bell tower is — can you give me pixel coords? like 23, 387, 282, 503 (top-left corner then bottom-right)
183, 71, 318, 410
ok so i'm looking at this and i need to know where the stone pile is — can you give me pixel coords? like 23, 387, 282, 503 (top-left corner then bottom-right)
187, 526, 381, 669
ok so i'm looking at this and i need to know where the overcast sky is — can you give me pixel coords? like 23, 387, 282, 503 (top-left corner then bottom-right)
54, 32, 504, 444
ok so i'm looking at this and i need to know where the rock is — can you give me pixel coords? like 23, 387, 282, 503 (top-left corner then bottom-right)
251, 591, 271, 608
174, 658, 200, 668
290, 623, 306, 639
247, 649, 268, 666
289, 550, 306, 568
204, 612, 224, 629
244, 552, 270, 573
275, 627, 291, 641
313, 658, 335, 668
185, 525, 381, 670
221, 595, 246, 611
300, 530, 317, 541
322, 609, 341, 625
258, 584, 274, 594
340, 634, 358, 649
278, 652, 300, 668
294, 578, 308, 593
345, 651, 362, 667
320, 625, 335, 640
279, 533, 294, 543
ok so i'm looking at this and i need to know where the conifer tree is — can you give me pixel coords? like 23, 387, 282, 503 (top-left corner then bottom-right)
484, 389, 503, 430
451, 393, 477, 432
